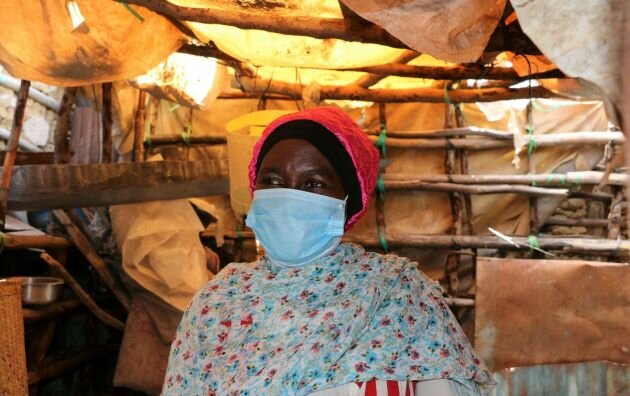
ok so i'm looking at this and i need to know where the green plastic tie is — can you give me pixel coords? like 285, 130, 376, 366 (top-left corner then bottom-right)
181, 125, 192, 146
528, 173, 538, 187
376, 123, 387, 157
573, 174, 583, 187
443, 84, 452, 105
117, 1, 145, 22
236, 223, 243, 239
527, 235, 540, 256
545, 173, 567, 186
377, 228, 389, 252
525, 126, 537, 157
377, 174, 385, 199
169, 103, 181, 112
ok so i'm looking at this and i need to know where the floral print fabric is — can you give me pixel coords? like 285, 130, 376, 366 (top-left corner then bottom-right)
163, 243, 493, 395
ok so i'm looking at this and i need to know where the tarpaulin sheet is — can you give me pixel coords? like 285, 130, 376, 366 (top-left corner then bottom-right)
475, 257, 630, 371
0, 0, 183, 86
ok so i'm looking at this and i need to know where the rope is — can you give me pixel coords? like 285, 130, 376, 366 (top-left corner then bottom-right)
376, 122, 387, 158
526, 126, 537, 157
443, 84, 452, 105
377, 228, 389, 253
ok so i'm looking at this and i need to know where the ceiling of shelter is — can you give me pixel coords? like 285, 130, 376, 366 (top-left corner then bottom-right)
0, 0, 622, 116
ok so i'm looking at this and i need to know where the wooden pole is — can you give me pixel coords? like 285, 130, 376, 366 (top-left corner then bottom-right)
347, 63, 564, 81
347, 233, 630, 253
144, 135, 227, 147
382, 171, 630, 186
444, 101, 462, 296
101, 83, 113, 163
623, 0, 630, 233
53, 87, 77, 164
355, 50, 420, 88
40, 253, 124, 331
383, 181, 569, 196
133, 90, 147, 162
238, 75, 558, 103
0, 80, 30, 229
368, 131, 625, 149
52, 210, 131, 311
375, 103, 387, 249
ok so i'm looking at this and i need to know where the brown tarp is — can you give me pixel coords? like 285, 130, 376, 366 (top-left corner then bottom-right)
475, 257, 630, 371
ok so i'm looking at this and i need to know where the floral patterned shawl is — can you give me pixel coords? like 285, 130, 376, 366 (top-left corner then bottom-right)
163, 243, 494, 395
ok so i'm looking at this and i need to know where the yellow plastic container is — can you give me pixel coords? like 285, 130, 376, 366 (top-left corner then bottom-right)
225, 110, 293, 219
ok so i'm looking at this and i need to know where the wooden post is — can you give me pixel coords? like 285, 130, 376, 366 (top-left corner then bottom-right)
52, 210, 131, 311
525, 101, 540, 234
133, 90, 147, 162
0, 80, 30, 229
53, 87, 77, 164
444, 98, 462, 296
40, 253, 124, 331
101, 83, 113, 163
623, 0, 630, 232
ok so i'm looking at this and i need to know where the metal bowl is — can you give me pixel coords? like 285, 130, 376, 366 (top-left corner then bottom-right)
20, 277, 64, 306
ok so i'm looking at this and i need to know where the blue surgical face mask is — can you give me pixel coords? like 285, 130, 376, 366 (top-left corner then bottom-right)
245, 188, 346, 268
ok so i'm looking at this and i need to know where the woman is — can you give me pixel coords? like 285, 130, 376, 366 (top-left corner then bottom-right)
163, 107, 494, 395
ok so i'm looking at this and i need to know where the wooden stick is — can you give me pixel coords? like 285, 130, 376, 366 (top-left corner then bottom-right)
382, 171, 630, 186
355, 50, 421, 88
375, 103, 387, 248
608, 189, 624, 239
364, 126, 513, 140
0, 80, 30, 229
101, 83, 113, 163
623, 0, 630, 233
384, 181, 569, 196
23, 297, 110, 323
178, 44, 255, 77
53, 87, 77, 165
133, 90, 146, 162
2, 234, 70, 250
348, 63, 564, 81
238, 75, 558, 103
347, 233, 630, 253
27, 344, 118, 385
145, 135, 227, 147
52, 210, 131, 311
369, 131, 625, 149
0, 73, 60, 112
40, 253, 124, 331
0, 151, 54, 165
125, 0, 407, 48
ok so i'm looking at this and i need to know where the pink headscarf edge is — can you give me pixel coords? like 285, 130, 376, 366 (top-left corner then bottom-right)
247, 107, 379, 230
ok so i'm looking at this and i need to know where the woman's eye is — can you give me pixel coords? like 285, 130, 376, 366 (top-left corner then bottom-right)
260, 177, 283, 186
305, 180, 325, 189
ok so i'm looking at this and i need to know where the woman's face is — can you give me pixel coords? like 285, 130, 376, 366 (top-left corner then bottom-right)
255, 138, 346, 200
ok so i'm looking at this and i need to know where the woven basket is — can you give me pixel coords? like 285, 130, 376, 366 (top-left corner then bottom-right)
0, 278, 28, 395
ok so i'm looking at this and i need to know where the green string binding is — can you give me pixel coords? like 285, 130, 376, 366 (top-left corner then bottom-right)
235, 223, 243, 239
526, 126, 537, 157
443, 84, 452, 105
527, 235, 539, 256
117, 1, 145, 22
181, 125, 192, 146
376, 122, 387, 158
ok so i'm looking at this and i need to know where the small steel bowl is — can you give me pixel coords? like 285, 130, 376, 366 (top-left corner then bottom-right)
20, 277, 64, 306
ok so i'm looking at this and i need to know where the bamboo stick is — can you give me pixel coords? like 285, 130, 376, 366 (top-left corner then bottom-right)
52, 210, 131, 311
53, 87, 77, 164
0, 80, 30, 229
347, 233, 630, 253
101, 83, 113, 163
544, 217, 616, 228
369, 131, 625, 149
382, 171, 630, 186
238, 76, 558, 103
40, 253, 124, 331
133, 90, 146, 162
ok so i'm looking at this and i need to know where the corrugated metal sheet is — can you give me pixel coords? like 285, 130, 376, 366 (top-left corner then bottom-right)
485, 361, 629, 396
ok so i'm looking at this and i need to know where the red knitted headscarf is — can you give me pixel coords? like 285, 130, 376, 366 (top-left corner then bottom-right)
248, 107, 379, 230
